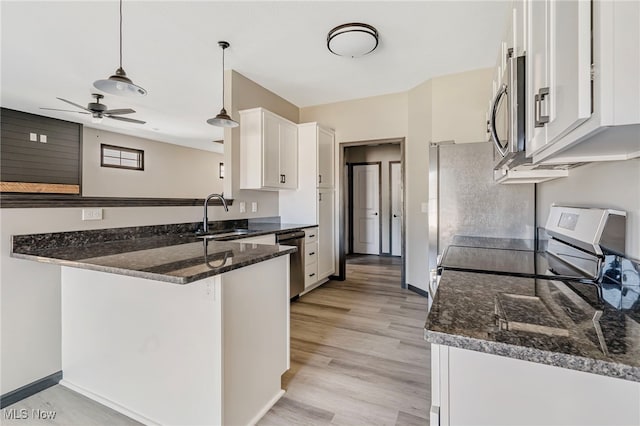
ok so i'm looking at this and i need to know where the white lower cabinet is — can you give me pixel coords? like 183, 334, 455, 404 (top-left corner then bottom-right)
317, 190, 335, 281
431, 344, 640, 426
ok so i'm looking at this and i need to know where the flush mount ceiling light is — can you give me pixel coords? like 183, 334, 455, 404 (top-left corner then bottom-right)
327, 23, 379, 58
207, 41, 239, 128
93, 0, 147, 96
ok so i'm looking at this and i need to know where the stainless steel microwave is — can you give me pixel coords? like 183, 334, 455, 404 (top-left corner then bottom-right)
490, 50, 529, 170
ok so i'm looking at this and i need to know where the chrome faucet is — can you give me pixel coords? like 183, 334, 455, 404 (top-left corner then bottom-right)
203, 193, 228, 234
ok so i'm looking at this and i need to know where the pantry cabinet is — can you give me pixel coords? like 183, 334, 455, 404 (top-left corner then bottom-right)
239, 107, 298, 190
317, 126, 334, 188
280, 122, 336, 290
317, 188, 335, 281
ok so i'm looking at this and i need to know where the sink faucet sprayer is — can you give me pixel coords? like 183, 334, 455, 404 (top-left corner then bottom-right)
203, 193, 228, 234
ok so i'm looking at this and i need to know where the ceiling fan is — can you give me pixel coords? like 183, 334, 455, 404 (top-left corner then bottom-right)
41, 93, 145, 124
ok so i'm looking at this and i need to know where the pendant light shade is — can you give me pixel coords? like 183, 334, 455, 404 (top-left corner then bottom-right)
207, 41, 239, 128
93, 0, 147, 97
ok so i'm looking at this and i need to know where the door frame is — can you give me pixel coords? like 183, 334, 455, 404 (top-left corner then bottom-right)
336, 137, 406, 288
389, 160, 402, 257
348, 161, 382, 255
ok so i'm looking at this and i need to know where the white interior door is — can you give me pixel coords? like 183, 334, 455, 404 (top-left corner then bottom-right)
353, 164, 380, 255
390, 162, 402, 256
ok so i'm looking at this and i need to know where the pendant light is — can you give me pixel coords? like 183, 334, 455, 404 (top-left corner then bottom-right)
207, 41, 239, 128
93, 0, 147, 96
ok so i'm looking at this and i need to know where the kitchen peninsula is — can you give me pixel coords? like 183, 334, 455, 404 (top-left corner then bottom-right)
11, 224, 299, 425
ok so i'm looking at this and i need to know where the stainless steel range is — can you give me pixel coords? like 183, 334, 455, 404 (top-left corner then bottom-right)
435, 205, 640, 359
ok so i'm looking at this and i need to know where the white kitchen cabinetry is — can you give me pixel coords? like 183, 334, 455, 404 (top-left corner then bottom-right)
280, 123, 336, 291
526, 0, 640, 164
317, 126, 335, 188
317, 189, 335, 281
431, 344, 640, 426
239, 107, 298, 190
526, 0, 592, 158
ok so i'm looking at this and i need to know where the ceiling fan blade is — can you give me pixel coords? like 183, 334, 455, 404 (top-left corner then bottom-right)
40, 107, 90, 114
108, 115, 146, 125
57, 97, 91, 112
104, 108, 136, 115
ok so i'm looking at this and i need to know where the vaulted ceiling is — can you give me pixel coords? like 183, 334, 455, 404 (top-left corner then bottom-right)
1, 1, 508, 152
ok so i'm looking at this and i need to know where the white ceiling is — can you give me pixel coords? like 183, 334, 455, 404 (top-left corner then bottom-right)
1, 1, 509, 153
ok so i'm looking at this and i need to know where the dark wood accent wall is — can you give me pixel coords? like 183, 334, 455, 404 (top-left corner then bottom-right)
0, 195, 233, 209
1, 108, 82, 194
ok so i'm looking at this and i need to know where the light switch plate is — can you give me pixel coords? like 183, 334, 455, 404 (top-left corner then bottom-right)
30, 133, 37, 141
82, 208, 103, 221
39, 134, 47, 143
251, 202, 258, 213
239, 202, 246, 213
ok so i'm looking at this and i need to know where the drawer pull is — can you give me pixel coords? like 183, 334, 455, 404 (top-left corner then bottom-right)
308, 234, 316, 238
309, 252, 316, 256
309, 273, 316, 277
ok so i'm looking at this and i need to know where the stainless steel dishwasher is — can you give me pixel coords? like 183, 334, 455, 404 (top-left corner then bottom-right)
276, 230, 305, 300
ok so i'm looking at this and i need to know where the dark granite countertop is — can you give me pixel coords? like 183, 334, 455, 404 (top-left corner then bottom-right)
425, 270, 640, 382
10, 221, 318, 284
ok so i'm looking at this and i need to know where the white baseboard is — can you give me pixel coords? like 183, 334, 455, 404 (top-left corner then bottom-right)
247, 389, 285, 426
59, 380, 160, 426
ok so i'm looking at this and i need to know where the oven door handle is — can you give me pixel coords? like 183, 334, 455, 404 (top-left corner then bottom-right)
490, 83, 508, 158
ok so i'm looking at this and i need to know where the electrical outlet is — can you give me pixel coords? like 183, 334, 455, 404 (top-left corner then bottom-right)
82, 208, 103, 221
239, 202, 246, 213
251, 202, 258, 213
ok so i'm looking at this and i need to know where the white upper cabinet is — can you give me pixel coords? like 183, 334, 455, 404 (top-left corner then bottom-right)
526, 0, 640, 164
239, 107, 298, 190
317, 126, 335, 188
526, 0, 592, 158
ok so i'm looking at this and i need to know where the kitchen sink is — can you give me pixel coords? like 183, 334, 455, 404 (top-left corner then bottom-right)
196, 229, 255, 240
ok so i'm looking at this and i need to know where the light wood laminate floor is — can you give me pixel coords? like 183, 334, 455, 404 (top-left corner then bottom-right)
258, 254, 430, 426
2, 255, 430, 425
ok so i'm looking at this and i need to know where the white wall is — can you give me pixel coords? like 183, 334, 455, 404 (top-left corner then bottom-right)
346, 144, 401, 254
82, 128, 223, 198
537, 158, 640, 260
0, 205, 217, 394
407, 79, 433, 290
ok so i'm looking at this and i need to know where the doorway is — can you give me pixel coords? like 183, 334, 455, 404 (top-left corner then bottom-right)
340, 138, 406, 288
350, 162, 381, 255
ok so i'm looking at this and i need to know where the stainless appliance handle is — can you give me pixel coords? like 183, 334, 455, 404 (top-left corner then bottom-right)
490, 83, 508, 157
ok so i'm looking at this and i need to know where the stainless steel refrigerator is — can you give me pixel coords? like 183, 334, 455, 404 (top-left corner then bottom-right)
427, 141, 535, 273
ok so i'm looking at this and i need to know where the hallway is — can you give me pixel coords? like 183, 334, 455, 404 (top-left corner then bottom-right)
259, 255, 430, 425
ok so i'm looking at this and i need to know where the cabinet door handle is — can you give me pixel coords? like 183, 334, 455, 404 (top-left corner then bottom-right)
373, 212, 378, 216
534, 87, 550, 128
319, 174, 322, 183
393, 214, 398, 218
280, 174, 286, 184
319, 193, 322, 202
